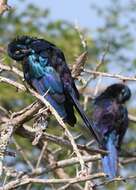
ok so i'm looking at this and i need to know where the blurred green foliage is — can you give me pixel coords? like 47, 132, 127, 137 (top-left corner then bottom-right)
92, 0, 136, 71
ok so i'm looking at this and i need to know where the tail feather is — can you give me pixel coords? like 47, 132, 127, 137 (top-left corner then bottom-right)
102, 132, 118, 179
69, 90, 101, 144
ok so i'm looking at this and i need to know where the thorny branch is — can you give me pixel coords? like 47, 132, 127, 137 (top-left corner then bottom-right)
84, 68, 136, 81
93, 175, 136, 188
0, 0, 11, 15
0, 26, 136, 189
0, 173, 106, 190
0, 78, 86, 175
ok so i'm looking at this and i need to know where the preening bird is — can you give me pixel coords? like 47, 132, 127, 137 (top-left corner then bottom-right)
92, 83, 131, 179
8, 36, 99, 142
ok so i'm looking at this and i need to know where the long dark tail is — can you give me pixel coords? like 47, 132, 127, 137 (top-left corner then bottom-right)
102, 132, 118, 179
69, 90, 101, 144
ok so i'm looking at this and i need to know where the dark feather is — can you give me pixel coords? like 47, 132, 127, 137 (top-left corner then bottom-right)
92, 83, 131, 179
8, 36, 99, 142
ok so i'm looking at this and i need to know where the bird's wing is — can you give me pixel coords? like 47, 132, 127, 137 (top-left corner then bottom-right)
93, 99, 121, 143
30, 39, 79, 99
26, 54, 64, 98
116, 106, 128, 149
25, 54, 68, 119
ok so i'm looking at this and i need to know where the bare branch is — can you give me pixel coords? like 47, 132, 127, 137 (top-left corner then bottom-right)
72, 52, 88, 79
93, 175, 136, 188
0, 62, 23, 78
35, 141, 48, 168
95, 43, 110, 71
0, 173, 106, 190
128, 114, 136, 123
27, 88, 86, 172
0, 75, 86, 172
84, 69, 136, 81
0, 0, 11, 15
121, 157, 136, 165
0, 76, 26, 91
0, 123, 14, 176
16, 127, 107, 155
13, 138, 34, 171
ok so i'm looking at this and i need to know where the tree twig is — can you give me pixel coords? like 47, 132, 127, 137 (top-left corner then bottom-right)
93, 175, 136, 188
0, 173, 106, 190
13, 138, 34, 171
0, 0, 11, 15
84, 69, 136, 81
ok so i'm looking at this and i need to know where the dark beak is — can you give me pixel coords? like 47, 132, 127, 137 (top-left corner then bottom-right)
21, 49, 32, 53
15, 48, 32, 55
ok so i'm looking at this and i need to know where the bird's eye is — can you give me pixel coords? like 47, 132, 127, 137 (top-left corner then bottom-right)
121, 88, 125, 93
120, 88, 126, 97
121, 88, 130, 101
15, 50, 20, 54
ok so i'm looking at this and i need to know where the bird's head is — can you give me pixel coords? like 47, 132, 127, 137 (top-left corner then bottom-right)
99, 83, 131, 103
8, 36, 34, 61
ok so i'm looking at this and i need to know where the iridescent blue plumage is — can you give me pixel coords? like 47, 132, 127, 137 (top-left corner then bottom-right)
8, 36, 100, 142
92, 83, 131, 179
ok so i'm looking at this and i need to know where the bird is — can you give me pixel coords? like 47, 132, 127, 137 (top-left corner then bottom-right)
92, 83, 131, 179
8, 35, 100, 143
